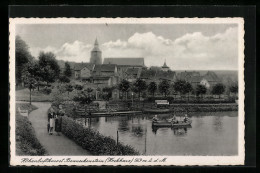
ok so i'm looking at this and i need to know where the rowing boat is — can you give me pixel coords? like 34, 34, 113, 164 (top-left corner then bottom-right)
152, 120, 192, 127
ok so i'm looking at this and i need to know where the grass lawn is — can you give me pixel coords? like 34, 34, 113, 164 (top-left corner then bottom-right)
16, 88, 53, 102
15, 103, 47, 156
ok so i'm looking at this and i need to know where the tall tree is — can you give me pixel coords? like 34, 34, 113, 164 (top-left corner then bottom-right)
158, 80, 170, 97
173, 80, 187, 99
133, 79, 147, 100
147, 81, 157, 97
229, 84, 238, 95
102, 87, 113, 101
38, 52, 60, 84
212, 83, 226, 98
15, 36, 33, 85
118, 79, 130, 100
184, 82, 193, 101
196, 84, 207, 98
21, 62, 38, 105
64, 62, 72, 77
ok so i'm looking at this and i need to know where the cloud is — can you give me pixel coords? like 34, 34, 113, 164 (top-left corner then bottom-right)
29, 27, 238, 70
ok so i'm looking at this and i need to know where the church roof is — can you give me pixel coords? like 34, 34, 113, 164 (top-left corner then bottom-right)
103, 58, 145, 66
162, 61, 169, 68
93, 64, 117, 74
92, 38, 101, 52
74, 63, 95, 71
155, 71, 176, 81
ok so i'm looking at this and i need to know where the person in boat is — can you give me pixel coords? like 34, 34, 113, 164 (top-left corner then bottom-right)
183, 114, 190, 123
171, 114, 178, 124
152, 115, 159, 122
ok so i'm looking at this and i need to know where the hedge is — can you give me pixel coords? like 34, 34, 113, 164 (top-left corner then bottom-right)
61, 116, 139, 155
16, 111, 47, 156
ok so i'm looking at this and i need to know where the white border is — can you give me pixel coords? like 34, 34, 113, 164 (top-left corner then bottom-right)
9, 18, 245, 166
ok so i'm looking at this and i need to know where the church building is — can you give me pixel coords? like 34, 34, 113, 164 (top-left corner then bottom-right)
90, 38, 102, 65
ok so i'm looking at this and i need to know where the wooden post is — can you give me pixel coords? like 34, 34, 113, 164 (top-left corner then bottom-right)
117, 130, 119, 145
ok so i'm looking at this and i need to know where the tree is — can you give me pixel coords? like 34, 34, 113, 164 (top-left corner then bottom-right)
196, 84, 207, 98
102, 87, 113, 101
15, 36, 33, 85
21, 62, 37, 105
75, 84, 83, 91
73, 91, 93, 105
173, 80, 187, 99
118, 79, 130, 100
147, 81, 157, 97
59, 75, 70, 83
65, 84, 74, 96
38, 52, 60, 84
184, 82, 193, 101
158, 80, 170, 97
211, 83, 226, 98
133, 79, 147, 100
64, 62, 72, 77
229, 84, 238, 95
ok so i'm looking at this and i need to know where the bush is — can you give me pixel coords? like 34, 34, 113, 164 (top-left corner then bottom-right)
16, 110, 47, 155
42, 88, 52, 95
61, 116, 139, 155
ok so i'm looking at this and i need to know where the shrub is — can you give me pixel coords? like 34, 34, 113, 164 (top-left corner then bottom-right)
16, 110, 47, 155
42, 88, 52, 95
61, 116, 139, 155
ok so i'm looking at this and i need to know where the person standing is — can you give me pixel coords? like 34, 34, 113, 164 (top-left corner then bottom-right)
49, 112, 55, 135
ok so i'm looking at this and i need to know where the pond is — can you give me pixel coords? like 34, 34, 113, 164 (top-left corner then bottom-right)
75, 111, 238, 156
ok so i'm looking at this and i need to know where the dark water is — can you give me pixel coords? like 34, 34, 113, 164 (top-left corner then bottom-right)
76, 112, 238, 156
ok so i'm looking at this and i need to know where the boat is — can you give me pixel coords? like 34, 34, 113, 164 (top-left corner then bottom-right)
143, 108, 170, 114
152, 120, 192, 127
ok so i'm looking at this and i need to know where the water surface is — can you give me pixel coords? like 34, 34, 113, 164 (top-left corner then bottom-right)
76, 111, 238, 155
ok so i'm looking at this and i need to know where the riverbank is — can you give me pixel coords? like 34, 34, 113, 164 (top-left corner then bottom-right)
61, 116, 139, 155
16, 103, 47, 156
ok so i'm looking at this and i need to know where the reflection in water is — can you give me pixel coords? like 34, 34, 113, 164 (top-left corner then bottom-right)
76, 111, 238, 156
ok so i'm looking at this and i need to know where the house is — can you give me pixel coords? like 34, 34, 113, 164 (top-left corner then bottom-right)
73, 63, 95, 80
124, 67, 142, 82
139, 69, 176, 84
91, 64, 118, 86
177, 71, 200, 82
103, 57, 146, 80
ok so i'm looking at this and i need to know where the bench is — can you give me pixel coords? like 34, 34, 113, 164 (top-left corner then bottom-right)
18, 107, 29, 117
155, 100, 169, 108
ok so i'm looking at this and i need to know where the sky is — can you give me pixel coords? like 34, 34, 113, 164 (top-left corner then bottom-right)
16, 23, 239, 70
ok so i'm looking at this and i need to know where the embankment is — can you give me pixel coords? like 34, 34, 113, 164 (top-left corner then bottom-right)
61, 116, 139, 155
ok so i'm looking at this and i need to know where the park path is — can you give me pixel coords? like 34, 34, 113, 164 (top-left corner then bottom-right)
28, 102, 91, 156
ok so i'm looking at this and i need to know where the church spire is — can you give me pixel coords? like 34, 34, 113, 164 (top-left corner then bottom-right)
94, 37, 99, 46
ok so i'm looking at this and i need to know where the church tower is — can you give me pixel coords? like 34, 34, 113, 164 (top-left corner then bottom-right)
90, 38, 102, 65
162, 59, 170, 72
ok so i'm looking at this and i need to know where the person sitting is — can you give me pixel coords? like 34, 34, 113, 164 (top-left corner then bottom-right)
171, 114, 178, 124
183, 114, 189, 123
152, 115, 159, 122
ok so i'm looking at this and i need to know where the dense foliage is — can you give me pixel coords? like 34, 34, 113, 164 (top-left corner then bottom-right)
158, 80, 170, 97
64, 62, 72, 77
61, 116, 139, 155
147, 81, 157, 96
211, 83, 226, 98
16, 104, 47, 155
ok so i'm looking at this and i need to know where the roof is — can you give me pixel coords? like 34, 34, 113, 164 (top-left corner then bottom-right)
189, 76, 202, 83
155, 71, 176, 81
125, 68, 142, 79
92, 64, 117, 76
203, 71, 220, 82
103, 58, 145, 66
74, 63, 95, 71
177, 71, 200, 81
162, 61, 169, 68
140, 69, 157, 79
91, 38, 101, 52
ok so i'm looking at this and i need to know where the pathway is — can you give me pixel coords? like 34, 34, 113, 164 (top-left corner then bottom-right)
28, 102, 91, 156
